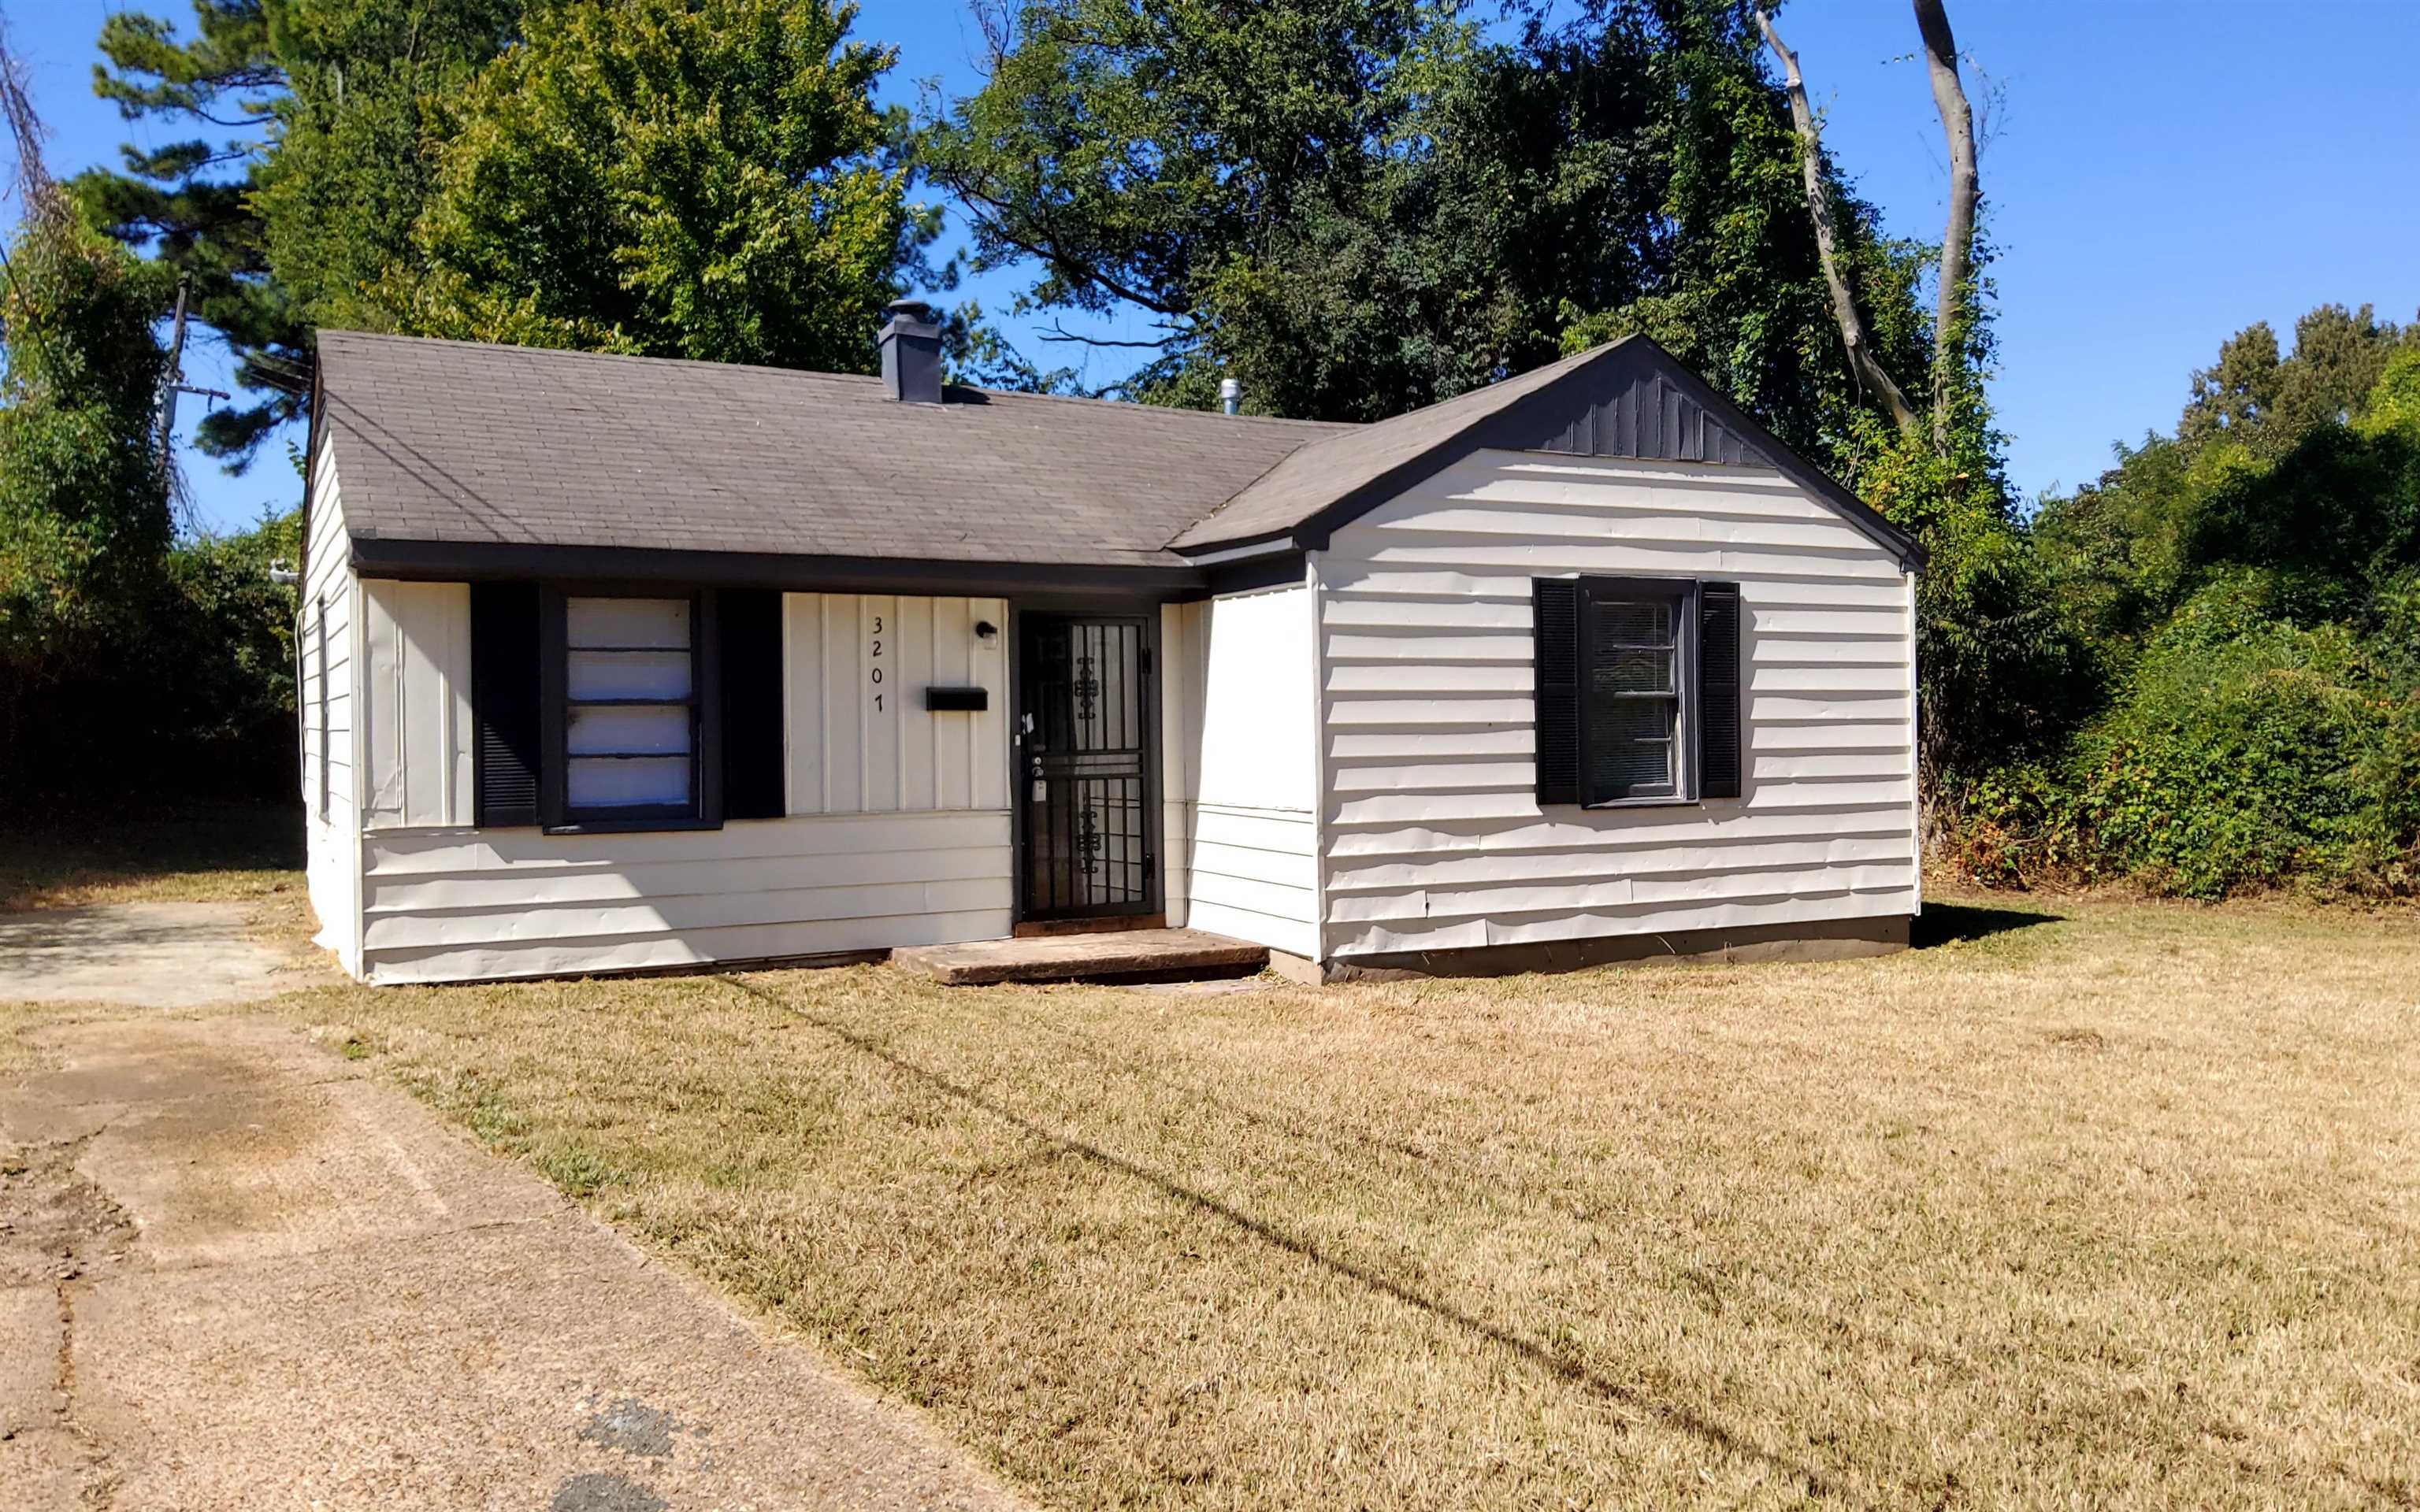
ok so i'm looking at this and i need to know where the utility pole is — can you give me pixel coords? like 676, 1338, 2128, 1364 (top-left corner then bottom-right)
154, 272, 231, 483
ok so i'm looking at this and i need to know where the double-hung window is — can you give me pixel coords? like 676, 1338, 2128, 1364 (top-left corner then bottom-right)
1583, 583, 1687, 801
1533, 576, 1742, 807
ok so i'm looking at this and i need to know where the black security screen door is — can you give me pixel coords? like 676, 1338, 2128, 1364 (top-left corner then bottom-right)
1018, 613, 1155, 920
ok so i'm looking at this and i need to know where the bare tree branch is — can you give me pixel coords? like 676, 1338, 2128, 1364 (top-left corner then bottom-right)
1751, 6, 1922, 438
933, 169, 1193, 318
1915, 0, 1979, 449
0, 13, 63, 223
1036, 321, 1176, 350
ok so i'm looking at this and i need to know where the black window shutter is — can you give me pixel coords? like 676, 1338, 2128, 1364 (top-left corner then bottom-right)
719, 588, 785, 821
1532, 580, 1580, 805
1698, 582, 1743, 799
471, 582, 544, 827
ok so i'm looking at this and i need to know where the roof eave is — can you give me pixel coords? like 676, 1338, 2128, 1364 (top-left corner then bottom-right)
350, 536, 1214, 598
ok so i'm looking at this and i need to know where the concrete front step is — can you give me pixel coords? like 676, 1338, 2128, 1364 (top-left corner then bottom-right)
892, 928, 1268, 987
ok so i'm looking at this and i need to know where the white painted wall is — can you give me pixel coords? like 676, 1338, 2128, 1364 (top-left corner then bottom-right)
783, 593, 1009, 814
1313, 450, 1920, 961
1164, 583, 1321, 958
340, 586, 1016, 983
362, 580, 473, 828
358, 812, 1013, 984
300, 438, 362, 976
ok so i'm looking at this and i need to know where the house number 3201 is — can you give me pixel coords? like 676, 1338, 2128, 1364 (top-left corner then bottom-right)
869, 614, 885, 712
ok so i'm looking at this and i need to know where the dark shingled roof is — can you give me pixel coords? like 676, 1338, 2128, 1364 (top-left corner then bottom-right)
317, 329, 1921, 574
1170, 342, 1605, 550
316, 331, 1348, 570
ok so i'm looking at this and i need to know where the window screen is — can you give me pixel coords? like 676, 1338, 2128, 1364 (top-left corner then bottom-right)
563, 595, 696, 815
1581, 584, 1683, 802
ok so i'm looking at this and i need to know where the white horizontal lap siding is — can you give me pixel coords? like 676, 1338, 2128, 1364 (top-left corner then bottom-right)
302, 438, 363, 976
360, 811, 1013, 984
1170, 584, 1321, 958
1315, 450, 1919, 960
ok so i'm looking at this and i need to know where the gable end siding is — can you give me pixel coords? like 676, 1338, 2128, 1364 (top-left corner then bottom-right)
1312, 449, 1919, 962
1474, 358, 1767, 468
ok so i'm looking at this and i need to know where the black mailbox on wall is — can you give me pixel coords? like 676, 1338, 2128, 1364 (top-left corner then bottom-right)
925, 686, 988, 712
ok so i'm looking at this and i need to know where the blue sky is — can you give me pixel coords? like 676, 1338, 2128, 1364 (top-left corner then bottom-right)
9, 0, 2418, 535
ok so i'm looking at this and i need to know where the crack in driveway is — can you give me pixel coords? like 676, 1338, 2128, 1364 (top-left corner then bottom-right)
1, 1128, 136, 1510
0, 1011, 1034, 1511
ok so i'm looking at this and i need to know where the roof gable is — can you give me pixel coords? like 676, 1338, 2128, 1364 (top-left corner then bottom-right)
1170, 336, 1924, 569
315, 329, 1919, 582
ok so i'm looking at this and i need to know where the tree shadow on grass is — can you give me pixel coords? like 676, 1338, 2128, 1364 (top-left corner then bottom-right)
1914, 899, 2064, 948
0, 803, 304, 909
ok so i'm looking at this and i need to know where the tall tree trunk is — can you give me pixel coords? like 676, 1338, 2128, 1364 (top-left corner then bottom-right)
1916, 0, 1979, 450
1751, 6, 1921, 438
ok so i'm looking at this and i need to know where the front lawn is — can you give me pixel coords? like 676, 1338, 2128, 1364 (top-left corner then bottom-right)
284, 897, 2418, 1510
0, 802, 304, 911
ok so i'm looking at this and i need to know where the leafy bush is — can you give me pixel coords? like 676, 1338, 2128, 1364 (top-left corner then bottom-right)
0, 508, 300, 813
1962, 309, 2420, 899
2073, 580, 2414, 896
1955, 575, 2420, 899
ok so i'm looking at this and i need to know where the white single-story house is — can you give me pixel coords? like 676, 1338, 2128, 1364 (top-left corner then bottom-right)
299, 304, 1924, 985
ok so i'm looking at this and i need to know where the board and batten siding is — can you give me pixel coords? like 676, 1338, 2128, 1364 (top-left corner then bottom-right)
1162, 584, 1320, 958
362, 580, 473, 828
1312, 450, 1920, 960
782, 594, 1008, 815
349, 590, 1015, 984
301, 436, 362, 976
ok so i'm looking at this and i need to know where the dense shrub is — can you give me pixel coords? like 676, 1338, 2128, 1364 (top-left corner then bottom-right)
1957, 310, 2420, 899
0, 509, 300, 813
1958, 575, 2420, 899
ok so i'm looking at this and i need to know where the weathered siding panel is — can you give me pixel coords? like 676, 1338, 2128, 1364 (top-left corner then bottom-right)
1158, 602, 1198, 926
361, 580, 473, 828
1165, 584, 1321, 958
358, 810, 1013, 984
301, 436, 362, 976
785, 593, 1008, 816
1314, 450, 1918, 960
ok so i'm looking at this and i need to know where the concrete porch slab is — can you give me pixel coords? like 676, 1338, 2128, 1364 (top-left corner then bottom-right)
892, 928, 1268, 987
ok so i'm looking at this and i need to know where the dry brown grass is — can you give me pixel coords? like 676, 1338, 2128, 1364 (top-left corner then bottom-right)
275, 896, 2420, 1509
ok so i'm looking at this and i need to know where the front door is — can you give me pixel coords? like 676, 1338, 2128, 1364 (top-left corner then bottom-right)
1016, 612, 1156, 921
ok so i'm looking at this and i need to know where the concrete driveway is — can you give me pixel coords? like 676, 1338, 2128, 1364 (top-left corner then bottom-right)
0, 982, 1030, 1508
0, 902, 290, 1007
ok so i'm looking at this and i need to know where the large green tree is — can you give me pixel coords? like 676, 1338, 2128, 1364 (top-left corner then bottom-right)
920, 1, 1929, 449
76, 0, 525, 468
919, 0, 1446, 407
0, 31, 176, 791
397, 0, 920, 370
0, 87, 173, 672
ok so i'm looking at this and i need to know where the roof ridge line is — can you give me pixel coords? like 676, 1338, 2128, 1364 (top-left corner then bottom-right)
319, 328, 1357, 432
